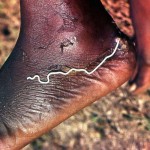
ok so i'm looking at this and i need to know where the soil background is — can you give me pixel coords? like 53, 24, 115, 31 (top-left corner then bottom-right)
0, 0, 150, 150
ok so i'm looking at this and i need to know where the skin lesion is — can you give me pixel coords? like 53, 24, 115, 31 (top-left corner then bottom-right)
0, 38, 134, 140
0, 0, 136, 149
27, 39, 122, 84
60, 37, 76, 53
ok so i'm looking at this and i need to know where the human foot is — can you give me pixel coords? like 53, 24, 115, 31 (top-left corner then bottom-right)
0, 0, 136, 149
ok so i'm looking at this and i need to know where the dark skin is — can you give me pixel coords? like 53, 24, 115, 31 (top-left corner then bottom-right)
0, 0, 148, 149
129, 0, 150, 93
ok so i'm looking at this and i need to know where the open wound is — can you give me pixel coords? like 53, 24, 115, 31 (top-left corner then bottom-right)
27, 39, 120, 84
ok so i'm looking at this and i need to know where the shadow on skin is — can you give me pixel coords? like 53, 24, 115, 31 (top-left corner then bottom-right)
0, 0, 136, 149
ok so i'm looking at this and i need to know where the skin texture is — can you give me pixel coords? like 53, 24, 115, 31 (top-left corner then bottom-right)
129, 0, 150, 93
0, 0, 136, 149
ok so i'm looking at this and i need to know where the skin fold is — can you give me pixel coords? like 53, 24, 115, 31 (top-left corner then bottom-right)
129, 0, 150, 93
0, 0, 136, 149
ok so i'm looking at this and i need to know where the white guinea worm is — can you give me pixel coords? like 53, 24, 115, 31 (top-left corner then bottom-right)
27, 38, 120, 84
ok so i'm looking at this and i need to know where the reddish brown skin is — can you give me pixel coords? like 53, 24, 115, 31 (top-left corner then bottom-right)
129, 0, 150, 93
0, 0, 136, 149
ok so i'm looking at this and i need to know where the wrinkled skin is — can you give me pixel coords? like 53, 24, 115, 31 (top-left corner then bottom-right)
0, 0, 136, 149
129, 0, 150, 93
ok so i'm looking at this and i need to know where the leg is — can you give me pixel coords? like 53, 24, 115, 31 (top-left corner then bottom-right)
129, 0, 150, 93
0, 0, 136, 149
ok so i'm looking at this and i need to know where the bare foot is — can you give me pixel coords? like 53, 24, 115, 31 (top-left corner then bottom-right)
0, 0, 136, 149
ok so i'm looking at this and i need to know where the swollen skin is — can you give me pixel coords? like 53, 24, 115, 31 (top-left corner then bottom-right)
27, 39, 120, 84
0, 0, 136, 149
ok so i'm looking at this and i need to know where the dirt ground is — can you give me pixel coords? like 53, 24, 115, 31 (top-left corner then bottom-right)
0, 0, 150, 150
